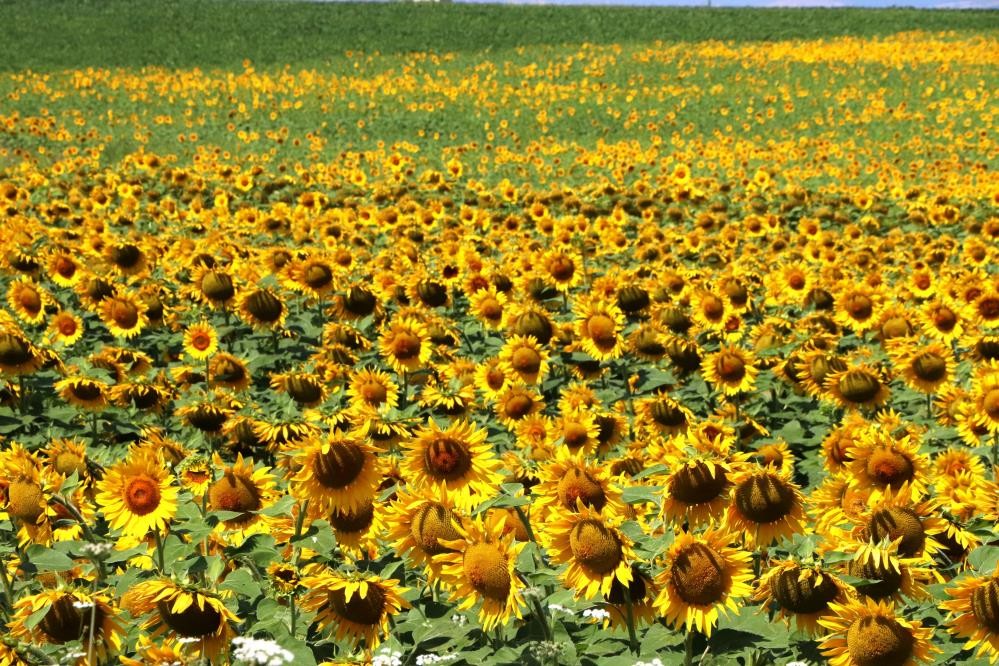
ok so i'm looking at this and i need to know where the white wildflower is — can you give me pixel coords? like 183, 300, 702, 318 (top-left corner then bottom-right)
231, 636, 294, 666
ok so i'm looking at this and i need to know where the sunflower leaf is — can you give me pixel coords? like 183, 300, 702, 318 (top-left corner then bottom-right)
24, 545, 75, 572
621, 485, 662, 504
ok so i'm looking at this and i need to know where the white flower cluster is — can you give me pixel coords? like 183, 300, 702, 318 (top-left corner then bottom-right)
231, 637, 294, 666
527, 641, 564, 660
450, 613, 467, 626
72, 600, 94, 610
415, 653, 458, 665
80, 542, 114, 559
582, 608, 610, 621
547, 603, 574, 616
633, 659, 665, 666
372, 648, 404, 666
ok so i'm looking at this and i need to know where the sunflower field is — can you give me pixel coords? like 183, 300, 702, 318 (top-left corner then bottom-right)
1, 3, 998, 665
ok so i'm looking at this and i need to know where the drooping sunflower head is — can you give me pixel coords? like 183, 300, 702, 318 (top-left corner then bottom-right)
237, 287, 287, 330
543, 502, 636, 600
726, 466, 806, 547
846, 430, 929, 500
818, 597, 937, 666
122, 579, 238, 658
8, 588, 124, 659
755, 561, 850, 635
943, 568, 999, 663
291, 434, 382, 514
300, 569, 409, 649
653, 528, 754, 637
824, 364, 891, 411
574, 298, 625, 361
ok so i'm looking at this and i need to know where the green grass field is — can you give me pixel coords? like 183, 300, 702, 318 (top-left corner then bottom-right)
0, 1, 996, 70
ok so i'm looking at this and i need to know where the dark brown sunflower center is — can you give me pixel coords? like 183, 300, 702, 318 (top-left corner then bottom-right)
208, 472, 261, 523
788, 273, 806, 290
304, 263, 333, 289
157, 598, 223, 637
569, 520, 622, 574
845, 616, 913, 666
423, 438, 472, 481
328, 585, 385, 626
411, 502, 462, 555
880, 317, 911, 339
557, 468, 606, 511
70, 381, 103, 402
868, 507, 925, 557
931, 306, 957, 332
772, 567, 838, 614
330, 501, 375, 533
17, 287, 41, 313
849, 558, 902, 599
715, 352, 746, 382
971, 579, 999, 633
651, 400, 687, 427
586, 315, 617, 346
201, 271, 235, 301
979, 297, 999, 321
606, 570, 648, 604
845, 294, 873, 320
671, 542, 726, 605
245, 290, 283, 322
109, 299, 139, 328
112, 244, 142, 268
312, 442, 366, 489
734, 474, 795, 524
391, 333, 421, 360
510, 347, 541, 374
701, 295, 725, 321
123, 475, 161, 515
287, 376, 322, 404
562, 422, 590, 449
838, 371, 881, 404
40, 596, 104, 643
670, 462, 728, 505
463, 542, 511, 601
345, 287, 376, 316
912, 354, 947, 382
548, 256, 575, 281
480, 298, 503, 321
865, 450, 914, 489
503, 393, 534, 420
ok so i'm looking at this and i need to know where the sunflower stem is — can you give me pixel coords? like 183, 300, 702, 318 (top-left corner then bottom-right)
0, 556, 14, 616
154, 529, 167, 574
622, 582, 640, 656
993, 431, 999, 481
528, 592, 552, 643
87, 583, 97, 666
91, 411, 100, 446
289, 592, 298, 637
926, 393, 933, 421
684, 629, 696, 666
49, 494, 97, 542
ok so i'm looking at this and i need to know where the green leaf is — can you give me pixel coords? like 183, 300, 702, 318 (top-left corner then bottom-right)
220, 568, 263, 599
969, 545, 999, 573
25, 545, 75, 572
260, 494, 296, 518
621, 485, 662, 504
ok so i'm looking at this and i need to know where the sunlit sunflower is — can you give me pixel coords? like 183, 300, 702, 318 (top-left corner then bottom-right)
920, 297, 964, 344
437, 511, 527, 630
7, 278, 47, 325
701, 344, 759, 397
98, 291, 148, 338
121, 579, 238, 659
533, 447, 624, 519
183, 322, 218, 361
331, 284, 382, 321
46, 310, 84, 346
846, 430, 930, 500
493, 382, 544, 428
119, 635, 202, 666
291, 434, 382, 513
575, 297, 625, 361
379, 315, 431, 375
660, 449, 742, 527
754, 561, 852, 635
543, 501, 637, 599
972, 362, 999, 434
385, 485, 465, 579
634, 393, 695, 438
270, 370, 328, 407
943, 566, 999, 664
469, 286, 508, 330
300, 569, 408, 649
818, 598, 936, 666
328, 497, 386, 560
498, 334, 550, 385
47, 250, 84, 287
207, 453, 278, 541
653, 528, 754, 636
725, 466, 807, 547
55, 374, 110, 410
824, 364, 891, 411
845, 539, 930, 603
237, 286, 287, 330
346, 367, 399, 412
834, 284, 883, 334
0, 327, 43, 375
8, 588, 124, 660
852, 485, 945, 562
889, 340, 955, 395
96, 451, 178, 537
402, 419, 502, 511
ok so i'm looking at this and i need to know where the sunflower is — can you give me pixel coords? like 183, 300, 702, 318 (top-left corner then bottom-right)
834, 284, 883, 334
754, 561, 852, 635
328, 498, 386, 560
119, 635, 202, 666
47, 250, 84, 287
347, 367, 399, 412
331, 284, 382, 321
889, 340, 955, 395
54, 374, 109, 410
385, 486, 466, 578
46, 310, 84, 346
690, 289, 729, 333
379, 316, 431, 375
852, 485, 945, 562
533, 447, 624, 519
725, 466, 807, 547
972, 363, 999, 434
660, 449, 740, 527
271, 370, 329, 407
95, 451, 178, 538
299, 569, 408, 649
634, 393, 695, 438
290, 434, 382, 513
99, 291, 148, 338
285, 255, 338, 300
575, 297, 625, 361
543, 501, 637, 599
493, 382, 544, 428
193, 267, 238, 308
943, 567, 999, 663
121, 579, 238, 659
183, 322, 218, 361
237, 287, 287, 330
818, 598, 936, 666
207, 453, 278, 541
469, 286, 508, 330
0, 327, 43, 375
498, 334, 549, 385
104, 241, 150, 277
208, 353, 252, 392
920, 297, 964, 344
846, 430, 930, 500
824, 364, 891, 411
8, 588, 124, 659
401, 419, 502, 511
6, 278, 47, 325
437, 511, 527, 630
845, 539, 930, 603
701, 344, 759, 397
599, 565, 660, 631
652, 528, 754, 636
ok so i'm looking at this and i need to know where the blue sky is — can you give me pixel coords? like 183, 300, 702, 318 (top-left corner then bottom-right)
456, 0, 998, 7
